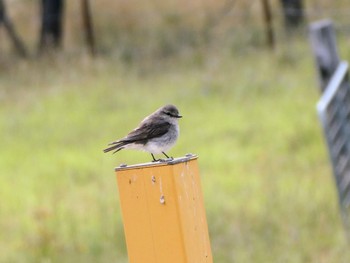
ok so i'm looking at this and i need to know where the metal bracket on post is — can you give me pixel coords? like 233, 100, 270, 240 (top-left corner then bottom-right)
115, 154, 213, 263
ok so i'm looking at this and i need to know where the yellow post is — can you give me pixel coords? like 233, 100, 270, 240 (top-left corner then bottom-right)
115, 154, 213, 263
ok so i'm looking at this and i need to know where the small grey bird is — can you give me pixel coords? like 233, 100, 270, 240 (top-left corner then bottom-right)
103, 104, 182, 162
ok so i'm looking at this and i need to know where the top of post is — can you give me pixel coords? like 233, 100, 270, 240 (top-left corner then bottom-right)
309, 19, 333, 30
309, 19, 340, 93
115, 153, 198, 171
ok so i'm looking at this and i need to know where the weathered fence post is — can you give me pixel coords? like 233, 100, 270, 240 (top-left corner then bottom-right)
311, 19, 350, 239
115, 154, 213, 263
309, 20, 340, 93
316, 62, 350, 238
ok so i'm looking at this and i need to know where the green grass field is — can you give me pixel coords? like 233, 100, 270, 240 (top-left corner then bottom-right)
1, 39, 350, 262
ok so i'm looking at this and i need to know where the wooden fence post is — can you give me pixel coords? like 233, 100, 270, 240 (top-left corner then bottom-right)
316, 61, 350, 239
309, 20, 340, 93
115, 154, 213, 263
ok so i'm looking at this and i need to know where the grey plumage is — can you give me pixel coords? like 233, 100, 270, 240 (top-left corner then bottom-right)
103, 104, 182, 161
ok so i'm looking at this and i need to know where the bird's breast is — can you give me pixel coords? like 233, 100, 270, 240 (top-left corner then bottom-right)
144, 123, 179, 154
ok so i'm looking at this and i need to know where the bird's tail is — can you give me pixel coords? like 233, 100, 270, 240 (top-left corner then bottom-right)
103, 141, 128, 154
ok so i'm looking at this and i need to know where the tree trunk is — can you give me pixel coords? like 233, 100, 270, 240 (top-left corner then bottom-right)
39, 0, 64, 53
261, 0, 275, 49
0, 0, 27, 57
0, 0, 4, 23
280, 0, 304, 29
81, 0, 96, 56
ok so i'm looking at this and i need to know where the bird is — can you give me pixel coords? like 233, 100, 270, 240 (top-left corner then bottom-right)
103, 104, 182, 162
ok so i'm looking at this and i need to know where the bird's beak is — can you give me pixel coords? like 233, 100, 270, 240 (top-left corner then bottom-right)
176, 115, 182, 118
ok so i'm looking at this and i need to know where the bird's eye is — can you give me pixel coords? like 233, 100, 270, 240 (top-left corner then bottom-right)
164, 111, 172, 116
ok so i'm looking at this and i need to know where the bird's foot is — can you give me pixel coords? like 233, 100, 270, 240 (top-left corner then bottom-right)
161, 157, 174, 162
151, 153, 173, 163
161, 152, 173, 161
151, 157, 173, 163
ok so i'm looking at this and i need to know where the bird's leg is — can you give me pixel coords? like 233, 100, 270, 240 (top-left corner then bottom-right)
151, 153, 159, 162
162, 151, 173, 160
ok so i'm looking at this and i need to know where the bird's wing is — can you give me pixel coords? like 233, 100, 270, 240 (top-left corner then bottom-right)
122, 118, 171, 144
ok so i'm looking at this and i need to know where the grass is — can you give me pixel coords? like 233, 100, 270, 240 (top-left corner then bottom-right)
1, 38, 350, 262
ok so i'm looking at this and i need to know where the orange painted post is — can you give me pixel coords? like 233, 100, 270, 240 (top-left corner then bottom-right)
115, 154, 213, 263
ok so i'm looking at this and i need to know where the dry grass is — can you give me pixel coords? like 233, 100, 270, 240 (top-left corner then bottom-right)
2, 0, 350, 59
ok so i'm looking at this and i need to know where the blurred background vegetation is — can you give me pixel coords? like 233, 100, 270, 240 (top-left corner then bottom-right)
2, 0, 350, 262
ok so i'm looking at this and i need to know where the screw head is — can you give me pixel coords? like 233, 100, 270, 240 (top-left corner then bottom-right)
160, 195, 165, 204
119, 163, 127, 168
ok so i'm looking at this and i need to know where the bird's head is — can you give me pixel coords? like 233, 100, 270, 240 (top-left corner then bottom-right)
161, 104, 182, 119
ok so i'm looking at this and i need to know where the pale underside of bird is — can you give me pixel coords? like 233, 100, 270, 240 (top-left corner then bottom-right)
103, 104, 182, 162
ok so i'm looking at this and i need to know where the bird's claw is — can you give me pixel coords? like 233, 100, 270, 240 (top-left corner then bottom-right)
152, 157, 173, 163
161, 157, 174, 162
